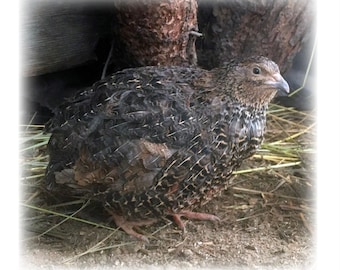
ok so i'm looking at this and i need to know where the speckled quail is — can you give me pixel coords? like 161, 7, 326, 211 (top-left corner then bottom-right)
45, 56, 289, 241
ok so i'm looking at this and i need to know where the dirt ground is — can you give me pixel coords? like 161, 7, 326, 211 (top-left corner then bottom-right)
21, 157, 315, 270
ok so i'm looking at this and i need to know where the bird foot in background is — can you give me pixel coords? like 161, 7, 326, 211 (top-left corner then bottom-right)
170, 210, 221, 233
108, 210, 157, 242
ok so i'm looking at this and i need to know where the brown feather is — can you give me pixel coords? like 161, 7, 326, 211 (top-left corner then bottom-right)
45, 56, 289, 240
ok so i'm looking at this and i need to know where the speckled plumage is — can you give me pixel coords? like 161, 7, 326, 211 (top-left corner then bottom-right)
45, 56, 289, 241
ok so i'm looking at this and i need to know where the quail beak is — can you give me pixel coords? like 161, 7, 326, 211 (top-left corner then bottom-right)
266, 73, 290, 97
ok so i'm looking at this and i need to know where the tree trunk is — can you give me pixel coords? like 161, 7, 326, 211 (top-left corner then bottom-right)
197, 0, 314, 73
113, 0, 198, 66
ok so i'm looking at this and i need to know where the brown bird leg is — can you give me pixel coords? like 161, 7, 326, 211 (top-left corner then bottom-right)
170, 210, 221, 233
107, 210, 157, 242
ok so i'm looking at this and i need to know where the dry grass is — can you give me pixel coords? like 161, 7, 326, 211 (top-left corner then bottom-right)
20, 104, 315, 267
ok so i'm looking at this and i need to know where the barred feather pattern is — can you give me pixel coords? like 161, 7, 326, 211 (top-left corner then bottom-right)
45, 56, 287, 223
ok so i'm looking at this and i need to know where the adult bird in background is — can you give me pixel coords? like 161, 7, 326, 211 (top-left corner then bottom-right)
45, 56, 289, 241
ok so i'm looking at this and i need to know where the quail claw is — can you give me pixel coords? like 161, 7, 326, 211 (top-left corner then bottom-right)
170, 210, 221, 233
108, 210, 157, 242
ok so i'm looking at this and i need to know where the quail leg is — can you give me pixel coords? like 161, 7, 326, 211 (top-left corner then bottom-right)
108, 210, 157, 242
170, 210, 221, 233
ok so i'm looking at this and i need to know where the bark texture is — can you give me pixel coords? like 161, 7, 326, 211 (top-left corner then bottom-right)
197, 0, 314, 73
114, 0, 198, 66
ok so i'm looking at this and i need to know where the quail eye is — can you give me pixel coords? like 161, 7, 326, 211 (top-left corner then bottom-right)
253, 67, 261, 74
